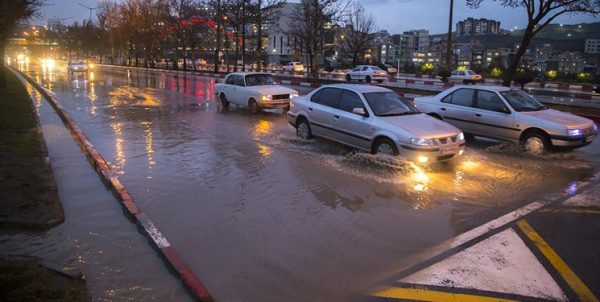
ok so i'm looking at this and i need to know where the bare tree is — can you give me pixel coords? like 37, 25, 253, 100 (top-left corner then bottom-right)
287, 0, 346, 80
337, 1, 376, 67
97, 1, 121, 64
0, 0, 44, 88
467, 0, 599, 86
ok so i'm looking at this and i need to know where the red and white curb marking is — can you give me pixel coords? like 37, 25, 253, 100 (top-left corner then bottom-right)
10, 66, 214, 302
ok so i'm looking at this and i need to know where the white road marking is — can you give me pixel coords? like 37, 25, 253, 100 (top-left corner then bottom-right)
401, 228, 568, 301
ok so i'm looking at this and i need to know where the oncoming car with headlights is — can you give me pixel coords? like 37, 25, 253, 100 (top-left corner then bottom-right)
216, 72, 299, 114
414, 85, 598, 154
287, 84, 466, 163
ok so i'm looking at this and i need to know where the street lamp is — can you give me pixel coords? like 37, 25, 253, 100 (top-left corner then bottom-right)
78, 3, 98, 23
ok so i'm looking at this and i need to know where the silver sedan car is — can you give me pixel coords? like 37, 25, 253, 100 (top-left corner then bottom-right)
414, 86, 598, 154
287, 84, 466, 163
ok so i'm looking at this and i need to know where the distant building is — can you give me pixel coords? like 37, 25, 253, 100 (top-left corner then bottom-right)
456, 18, 501, 36
371, 30, 394, 64
535, 43, 556, 60
267, 2, 302, 64
401, 29, 429, 65
584, 39, 600, 54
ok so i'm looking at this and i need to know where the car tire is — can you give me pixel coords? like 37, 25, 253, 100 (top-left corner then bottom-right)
372, 138, 399, 155
346, 74, 352, 82
521, 131, 550, 155
220, 93, 229, 108
296, 118, 313, 140
463, 80, 468, 85
249, 99, 260, 114
377, 80, 383, 83
366, 76, 372, 83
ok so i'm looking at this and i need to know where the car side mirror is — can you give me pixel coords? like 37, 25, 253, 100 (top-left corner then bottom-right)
352, 108, 368, 117
501, 107, 511, 114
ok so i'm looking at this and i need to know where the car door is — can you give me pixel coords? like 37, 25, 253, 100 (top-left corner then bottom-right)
308, 88, 342, 139
360, 66, 369, 80
349, 67, 360, 79
472, 89, 518, 140
438, 88, 476, 133
223, 75, 239, 104
234, 75, 248, 105
331, 89, 373, 149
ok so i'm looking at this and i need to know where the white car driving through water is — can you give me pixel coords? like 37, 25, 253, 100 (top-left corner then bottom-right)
288, 84, 466, 163
216, 72, 299, 114
414, 85, 598, 154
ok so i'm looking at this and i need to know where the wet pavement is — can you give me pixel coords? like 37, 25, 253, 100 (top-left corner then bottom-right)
7, 62, 600, 301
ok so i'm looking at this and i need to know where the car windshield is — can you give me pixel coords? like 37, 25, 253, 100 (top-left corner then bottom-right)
245, 74, 275, 86
372, 66, 384, 71
466, 70, 476, 75
501, 90, 547, 111
363, 92, 420, 116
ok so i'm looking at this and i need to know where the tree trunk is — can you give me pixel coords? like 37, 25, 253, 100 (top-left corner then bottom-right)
503, 24, 534, 87
0, 46, 6, 89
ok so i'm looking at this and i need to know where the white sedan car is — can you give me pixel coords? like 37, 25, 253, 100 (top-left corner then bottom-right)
414, 85, 598, 153
67, 60, 89, 74
345, 65, 388, 83
215, 72, 299, 114
283, 62, 304, 72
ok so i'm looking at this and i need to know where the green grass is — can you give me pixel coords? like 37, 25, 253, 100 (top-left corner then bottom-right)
0, 67, 63, 229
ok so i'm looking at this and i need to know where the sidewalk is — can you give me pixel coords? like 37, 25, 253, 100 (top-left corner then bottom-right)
366, 175, 600, 302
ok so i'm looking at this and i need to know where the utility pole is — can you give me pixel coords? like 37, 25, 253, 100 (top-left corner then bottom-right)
78, 3, 98, 23
445, 0, 454, 71
242, 0, 246, 71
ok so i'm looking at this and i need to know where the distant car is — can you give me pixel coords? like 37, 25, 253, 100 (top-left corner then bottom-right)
155, 58, 173, 69
177, 58, 194, 70
215, 72, 299, 114
345, 65, 388, 83
383, 64, 397, 74
67, 60, 88, 74
593, 85, 600, 94
283, 62, 304, 72
288, 84, 465, 163
195, 58, 207, 70
414, 85, 598, 154
450, 70, 483, 84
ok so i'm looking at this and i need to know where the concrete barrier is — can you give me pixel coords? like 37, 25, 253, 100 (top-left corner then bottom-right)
10, 66, 214, 302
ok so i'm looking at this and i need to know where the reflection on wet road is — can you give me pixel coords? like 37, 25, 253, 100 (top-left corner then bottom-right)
17, 63, 600, 301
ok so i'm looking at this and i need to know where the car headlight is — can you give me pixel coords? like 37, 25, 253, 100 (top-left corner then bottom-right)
262, 95, 273, 102
410, 138, 435, 146
88, 63, 95, 69
290, 93, 299, 99
457, 132, 465, 141
567, 129, 582, 136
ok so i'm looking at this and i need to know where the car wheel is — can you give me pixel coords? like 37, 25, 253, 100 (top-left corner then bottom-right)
522, 132, 550, 155
220, 93, 229, 108
346, 74, 352, 82
462, 80, 468, 85
296, 118, 313, 140
372, 138, 399, 155
249, 99, 260, 114
365, 76, 372, 83
377, 80, 383, 83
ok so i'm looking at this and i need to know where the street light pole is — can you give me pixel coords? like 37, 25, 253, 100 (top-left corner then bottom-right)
242, 0, 246, 71
78, 3, 98, 23
445, 0, 454, 71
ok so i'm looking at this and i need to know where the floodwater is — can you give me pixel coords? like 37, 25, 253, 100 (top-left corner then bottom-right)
7, 61, 600, 301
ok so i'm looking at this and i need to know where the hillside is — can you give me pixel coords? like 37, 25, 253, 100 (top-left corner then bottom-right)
443, 22, 599, 52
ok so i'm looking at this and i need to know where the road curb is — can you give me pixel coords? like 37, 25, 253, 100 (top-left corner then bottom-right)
9, 66, 214, 302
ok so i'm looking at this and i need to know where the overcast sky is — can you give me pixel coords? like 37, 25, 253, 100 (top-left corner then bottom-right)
37, 0, 598, 34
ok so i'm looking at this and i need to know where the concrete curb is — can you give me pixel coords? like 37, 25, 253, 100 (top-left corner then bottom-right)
9, 66, 213, 302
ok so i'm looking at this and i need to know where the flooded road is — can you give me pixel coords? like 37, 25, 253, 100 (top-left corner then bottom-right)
14, 62, 600, 301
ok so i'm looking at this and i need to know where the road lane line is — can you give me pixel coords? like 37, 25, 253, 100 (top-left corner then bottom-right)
540, 208, 600, 215
517, 220, 599, 302
370, 286, 517, 301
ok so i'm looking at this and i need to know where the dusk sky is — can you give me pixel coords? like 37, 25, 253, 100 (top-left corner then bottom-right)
37, 0, 599, 34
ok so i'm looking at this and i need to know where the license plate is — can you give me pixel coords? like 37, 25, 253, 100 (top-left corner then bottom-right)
441, 147, 456, 155
586, 135, 595, 143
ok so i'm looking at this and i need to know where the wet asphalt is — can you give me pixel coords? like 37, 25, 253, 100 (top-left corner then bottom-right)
9, 62, 600, 301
